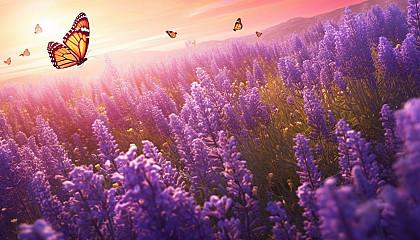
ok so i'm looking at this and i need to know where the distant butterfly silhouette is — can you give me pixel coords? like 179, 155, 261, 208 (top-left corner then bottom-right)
4, 57, 11, 65
34, 24, 42, 34
185, 40, 197, 48
166, 30, 177, 38
19, 49, 30, 56
256, 31, 262, 37
233, 18, 242, 31
47, 12, 90, 69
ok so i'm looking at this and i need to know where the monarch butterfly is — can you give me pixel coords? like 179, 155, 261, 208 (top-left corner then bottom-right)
47, 12, 90, 69
256, 31, 262, 37
191, 40, 196, 45
34, 24, 42, 34
166, 30, 177, 38
19, 49, 30, 56
233, 18, 242, 31
4, 57, 11, 65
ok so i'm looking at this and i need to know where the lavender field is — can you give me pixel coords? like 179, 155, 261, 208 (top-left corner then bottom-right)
1, 1, 420, 239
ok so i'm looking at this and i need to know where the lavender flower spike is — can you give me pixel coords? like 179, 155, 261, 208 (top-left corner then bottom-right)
293, 133, 321, 239
18, 219, 64, 240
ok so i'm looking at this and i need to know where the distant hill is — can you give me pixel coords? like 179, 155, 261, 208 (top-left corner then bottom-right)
122, 0, 409, 64
187, 0, 408, 49
3, 0, 407, 85
102, 0, 409, 76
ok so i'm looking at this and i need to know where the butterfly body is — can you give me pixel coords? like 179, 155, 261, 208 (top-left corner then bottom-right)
233, 18, 242, 31
47, 12, 90, 69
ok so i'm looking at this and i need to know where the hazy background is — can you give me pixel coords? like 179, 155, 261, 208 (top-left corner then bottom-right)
0, 0, 377, 83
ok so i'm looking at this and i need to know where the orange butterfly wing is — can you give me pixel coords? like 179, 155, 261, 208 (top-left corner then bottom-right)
166, 30, 177, 38
256, 31, 262, 37
34, 24, 42, 34
4, 57, 11, 65
20, 49, 30, 56
233, 18, 242, 31
47, 42, 79, 69
47, 12, 89, 69
63, 12, 90, 59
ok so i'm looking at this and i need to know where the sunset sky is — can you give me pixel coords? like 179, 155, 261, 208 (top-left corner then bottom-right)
0, 0, 367, 83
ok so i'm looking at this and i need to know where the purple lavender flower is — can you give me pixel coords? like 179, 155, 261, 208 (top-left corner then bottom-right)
115, 144, 212, 240
246, 69, 257, 89
189, 81, 222, 141
150, 84, 179, 117
16, 131, 28, 146
18, 219, 64, 240
277, 57, 303, 92
72, 133, 86, 163
204, 195, 241, 240
377, 37, 397, 84
190, 137, 223, 198
0, 110, 12, 140
335, 7, 377, 89
319, 66, 332, 92
397, 33, 420, 87
36, 116, 59, 147
379, 98, 420, 240
177, 72, 189, 95
351, 165, 371, 200
239, 87, 270, 130
215, 68, 234, 95
293, 134, 321, 188
301, 60, 318, 89
394, 98, 420, 203
407, 0, 420, 31
316, 178, 382, 240
168, 113, 196, 164
196, 67, 227, 112
384, 4, 408, 44
253, 60, 266, 86
318, 21, 336, 64
218, 131, 264, 238
365, 5, 385, 45
345, 130, 380, 196
101, 93, 126, 128
142, 140, 184, 189
239, 94, 256, 130
74, 96, 102, 131
0, 139, 38, 232
333, 71, 346, 92
379, 104, 402, 154
222, 103, 248, 140
303, 88, 328, 137
336, 119, 352, 183
151, 105, 171, 136
36, 116, 73, 192
31, 171, 76, 237
287, 34, 311, 66
293, 134, 321, 238
266, 201, 300, 240
63, 165, 117, 239
92, 119, 120, 173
